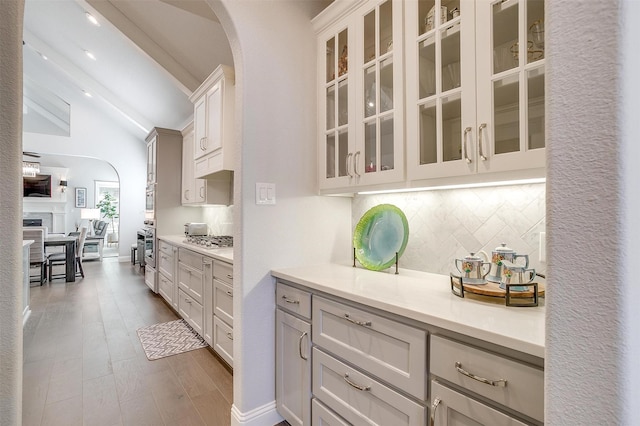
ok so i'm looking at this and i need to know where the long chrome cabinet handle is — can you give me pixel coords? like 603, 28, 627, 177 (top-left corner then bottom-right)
282, 295, 300, 304
344, 313, 371, 327
346, 153, 353, 178
455, 362, 507, 387
353, 151, 361, 177
478, 123, 488, 161
298, 331, 308, 360
463, 127, 472, 164
430, 397, 441, 426
343, 373, 370, 391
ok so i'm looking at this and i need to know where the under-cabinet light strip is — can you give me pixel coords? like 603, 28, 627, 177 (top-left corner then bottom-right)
357, 178, 546, 195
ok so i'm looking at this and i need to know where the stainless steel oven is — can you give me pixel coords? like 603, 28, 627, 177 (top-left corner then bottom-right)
138, 227, 156, 269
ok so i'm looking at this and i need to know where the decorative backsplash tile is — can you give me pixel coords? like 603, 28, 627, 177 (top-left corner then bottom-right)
202, 205, 234, 236
352, 183, 546, 276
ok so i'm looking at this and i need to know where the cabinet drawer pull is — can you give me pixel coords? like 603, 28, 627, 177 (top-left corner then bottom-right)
463, 127, 473, 163
430, 397, 441, 426
226, 290, 233, 297
343, 373, 370, 391
478, 123, 488, 161
186, 299, 192, 304
226, 332, 233, 340
298, 331, 308, 360
282, 295, 300, 304
455, 361, 507, 387
226, 273, 233, 280
344, 313, 371, 327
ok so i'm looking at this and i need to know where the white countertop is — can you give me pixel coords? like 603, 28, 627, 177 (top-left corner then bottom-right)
158, 235, 233, 263
271, 264, 545, 358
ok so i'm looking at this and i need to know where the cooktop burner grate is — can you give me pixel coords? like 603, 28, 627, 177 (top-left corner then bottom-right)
184, 235, 233, 248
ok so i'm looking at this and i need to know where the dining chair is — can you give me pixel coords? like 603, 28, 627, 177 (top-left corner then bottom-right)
48, 226, 88, 281
23, 227, 47, 285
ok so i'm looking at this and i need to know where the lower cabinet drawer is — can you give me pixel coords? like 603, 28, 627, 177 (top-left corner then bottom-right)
158, 272, 174, 306
313, 296, 427, 400
214, 279, 233, 326
178, 263, 203, 305
430, 380, 528, 426
430, 335, 544, 423
213, 315, 233, 367
312, 348, 425, 425
312, 398, 349, 426
277, 282, 312, 319
178, 289, 203, 337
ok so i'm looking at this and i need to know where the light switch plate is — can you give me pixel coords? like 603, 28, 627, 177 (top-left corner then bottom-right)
255, 182, 276, 205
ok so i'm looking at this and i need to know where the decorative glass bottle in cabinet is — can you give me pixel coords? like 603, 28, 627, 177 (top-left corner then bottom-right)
407, 0, 545, 181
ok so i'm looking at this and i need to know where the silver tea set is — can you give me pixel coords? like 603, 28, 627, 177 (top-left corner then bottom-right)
454, 243, 535, 291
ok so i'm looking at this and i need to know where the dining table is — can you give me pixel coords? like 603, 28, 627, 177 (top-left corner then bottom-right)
44, 235, 77, 282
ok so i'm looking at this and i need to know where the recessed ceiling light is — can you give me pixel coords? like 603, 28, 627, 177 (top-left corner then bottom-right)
85, 12, 100, 26
38, 51, 48, 60
84, 50, 96, 61
83, 91, 93, 98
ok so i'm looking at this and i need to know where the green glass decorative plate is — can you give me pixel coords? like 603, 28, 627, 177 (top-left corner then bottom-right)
353, 204, 409, 271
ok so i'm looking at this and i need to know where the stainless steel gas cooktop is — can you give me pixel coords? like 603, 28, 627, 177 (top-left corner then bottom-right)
183, 235, 233, 249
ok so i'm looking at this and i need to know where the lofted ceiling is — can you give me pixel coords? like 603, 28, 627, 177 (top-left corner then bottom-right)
22, 0, 234, 138
22, 0, 332, 144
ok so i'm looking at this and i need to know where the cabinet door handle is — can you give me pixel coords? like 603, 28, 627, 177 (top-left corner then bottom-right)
226, 290, 233, 297
346, 152, 353, 178
202, 137, 208, 150
298, 331, 308, 360
200, 186, 205, 198
184, 189, 190, 200
430, 397, 441, 426
282, 295, 300, 304
353, 151, 361, 177
226, 332, 233, 340
478, 123, 488, 161
343, 373, 370, 391
344, 313, 371, 327
455, 361, 507, 387
463, 127, 473, 164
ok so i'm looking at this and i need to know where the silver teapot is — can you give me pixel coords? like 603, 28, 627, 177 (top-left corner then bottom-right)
481, 243, 529, 283
455, 252, 491, 284
499, 261, 536, 292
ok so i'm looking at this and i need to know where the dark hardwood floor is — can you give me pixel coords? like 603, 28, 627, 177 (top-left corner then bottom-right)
22, 258, 233, 426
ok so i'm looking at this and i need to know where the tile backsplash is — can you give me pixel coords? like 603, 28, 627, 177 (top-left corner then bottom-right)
202, 205, 234, 236
352, 183, 546, 276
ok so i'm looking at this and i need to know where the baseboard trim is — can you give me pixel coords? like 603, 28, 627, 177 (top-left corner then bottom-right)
231, 401, 283, 426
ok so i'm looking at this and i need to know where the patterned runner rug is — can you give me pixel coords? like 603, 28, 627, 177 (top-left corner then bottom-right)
137, 319, 207, 360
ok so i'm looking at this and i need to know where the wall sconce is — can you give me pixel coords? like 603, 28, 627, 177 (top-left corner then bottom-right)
60, 180, 68, 192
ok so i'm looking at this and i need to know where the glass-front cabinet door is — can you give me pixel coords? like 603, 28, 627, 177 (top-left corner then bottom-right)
355, 0, 404, 187
475, 0, 545, 173
406, 0, 477, 180
319, 24, 354, 190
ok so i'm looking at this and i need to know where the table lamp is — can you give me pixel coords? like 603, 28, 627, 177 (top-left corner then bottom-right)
81, 208, 101, 236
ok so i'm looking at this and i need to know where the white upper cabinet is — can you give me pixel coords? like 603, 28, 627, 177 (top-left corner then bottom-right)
315, 0, 405, 193
189, 65, 235, 179
406, 0, 545, 182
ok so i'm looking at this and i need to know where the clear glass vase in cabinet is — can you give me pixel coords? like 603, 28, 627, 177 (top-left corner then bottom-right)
318, 24, 355, 190
475, 0, 545, 174
354, 0, 405, 188
406, 0, 477, 181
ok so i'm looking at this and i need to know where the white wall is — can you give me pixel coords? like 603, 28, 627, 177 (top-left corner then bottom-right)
23, 96, 146, 260
209, 1, 352, 424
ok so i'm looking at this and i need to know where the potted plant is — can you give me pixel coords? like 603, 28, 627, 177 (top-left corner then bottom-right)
96, 193, 119, 243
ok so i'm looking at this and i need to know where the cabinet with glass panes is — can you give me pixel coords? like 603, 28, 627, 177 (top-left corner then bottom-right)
406, 0, 545, 182
314, 0, 404, 193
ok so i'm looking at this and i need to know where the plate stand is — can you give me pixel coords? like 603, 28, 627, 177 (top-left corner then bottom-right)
353, 247, 400, 274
